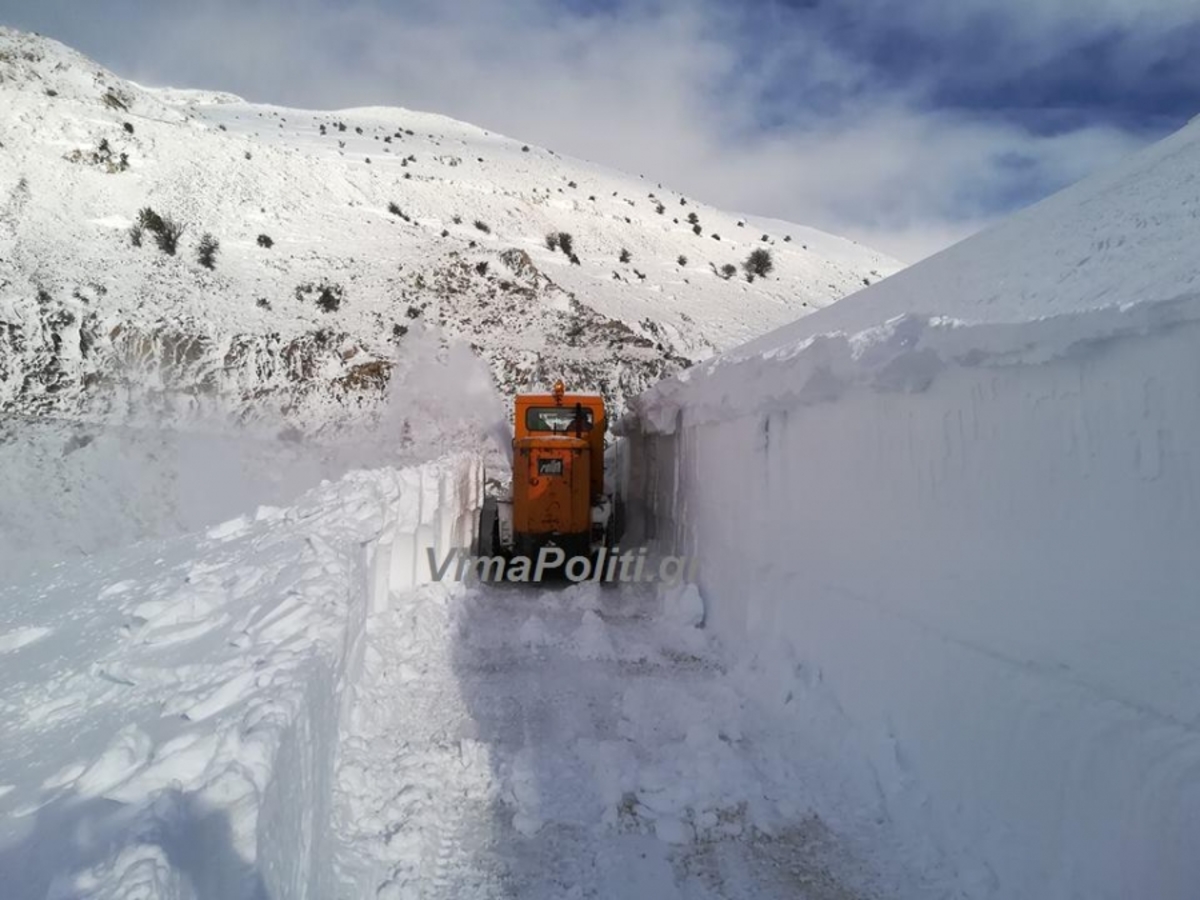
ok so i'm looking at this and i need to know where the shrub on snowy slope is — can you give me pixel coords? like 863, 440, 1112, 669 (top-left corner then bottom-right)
545, 231, 575, 256
198, 233, 220, 269
136, 206, 186, 256
295, 281, 345, 313
743, 248, 774, 279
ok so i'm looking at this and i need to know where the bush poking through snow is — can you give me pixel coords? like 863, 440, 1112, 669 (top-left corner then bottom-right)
197, 233, 220, 270
568, 253, 581, 266
137, 207, 164, 233
475, 261, 489, 276
473, 220, 491, 233
619, 248, 632, 263
295, 281, 345, 313
677, 254, 688, 266
387, 202, 411, 222
137, 207, 185, 256
257, 234, 274, 248
546, 232, 575, 256
129, 223, 143, 247
316, 285, 343, 312
101, 88, 129, 111
692, 224, 703, 236
154, 218, 184, 255
743, 248, 774, 279
66, 138, 129, 173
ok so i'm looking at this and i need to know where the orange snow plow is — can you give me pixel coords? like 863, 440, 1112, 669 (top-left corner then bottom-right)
480, 380, 613, 562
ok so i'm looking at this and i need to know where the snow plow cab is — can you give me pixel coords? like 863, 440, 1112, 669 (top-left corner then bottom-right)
480, 381, 613, 564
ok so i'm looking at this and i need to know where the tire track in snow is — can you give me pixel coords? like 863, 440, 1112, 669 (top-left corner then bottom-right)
332, 579, 885, 899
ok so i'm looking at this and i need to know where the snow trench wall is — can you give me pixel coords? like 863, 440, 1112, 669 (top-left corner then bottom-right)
260, 453, 483, 900
0, 454, 482, 900
617, 299, 1200, 899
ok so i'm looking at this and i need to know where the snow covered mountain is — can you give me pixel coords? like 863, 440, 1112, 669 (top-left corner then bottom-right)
0, 26, 900, 432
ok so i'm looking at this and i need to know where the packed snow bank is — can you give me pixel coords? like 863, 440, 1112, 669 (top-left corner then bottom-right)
0, 455, 482, 900
617, 295, 1200, 898
731, 115, 1200, 356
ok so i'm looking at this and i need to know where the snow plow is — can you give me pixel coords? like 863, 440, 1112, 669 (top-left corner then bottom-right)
478, 380, 614, 567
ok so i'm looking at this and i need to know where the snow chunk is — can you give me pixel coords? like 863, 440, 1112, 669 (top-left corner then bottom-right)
206, 515, 252, 541
75, 724, 154, 797
517, 614, 551, 646
659, 582, 705, 629
0, 625, 52, 654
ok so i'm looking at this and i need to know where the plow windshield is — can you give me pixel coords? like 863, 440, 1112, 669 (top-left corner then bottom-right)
524, 406, 594, 433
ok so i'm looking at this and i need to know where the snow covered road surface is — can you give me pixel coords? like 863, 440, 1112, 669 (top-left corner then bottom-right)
332, 579, 936, 900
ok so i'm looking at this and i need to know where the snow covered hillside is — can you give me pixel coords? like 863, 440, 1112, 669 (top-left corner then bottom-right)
618, 115, 1200, 898
0, 26, 898, 432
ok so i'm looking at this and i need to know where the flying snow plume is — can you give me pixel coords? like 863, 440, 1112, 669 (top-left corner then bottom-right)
377, 329, 513, 467
0, 327, 516, 575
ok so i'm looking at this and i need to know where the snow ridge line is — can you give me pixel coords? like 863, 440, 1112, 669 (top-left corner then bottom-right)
624, 290, 1200, 434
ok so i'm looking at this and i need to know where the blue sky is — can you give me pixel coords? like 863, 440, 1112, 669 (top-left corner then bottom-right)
2, 0, 1196, 260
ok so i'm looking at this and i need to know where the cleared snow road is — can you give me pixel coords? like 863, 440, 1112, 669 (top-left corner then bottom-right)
331, 579, 883, 900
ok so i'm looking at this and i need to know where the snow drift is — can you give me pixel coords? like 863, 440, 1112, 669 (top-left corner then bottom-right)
617, 117, 1200, 898
0, 454, 482, 900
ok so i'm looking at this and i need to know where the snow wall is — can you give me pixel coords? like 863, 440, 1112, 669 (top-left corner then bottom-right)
261, 454, 482, 899
0, 454, 482, 900
617, 296, 1200, 899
